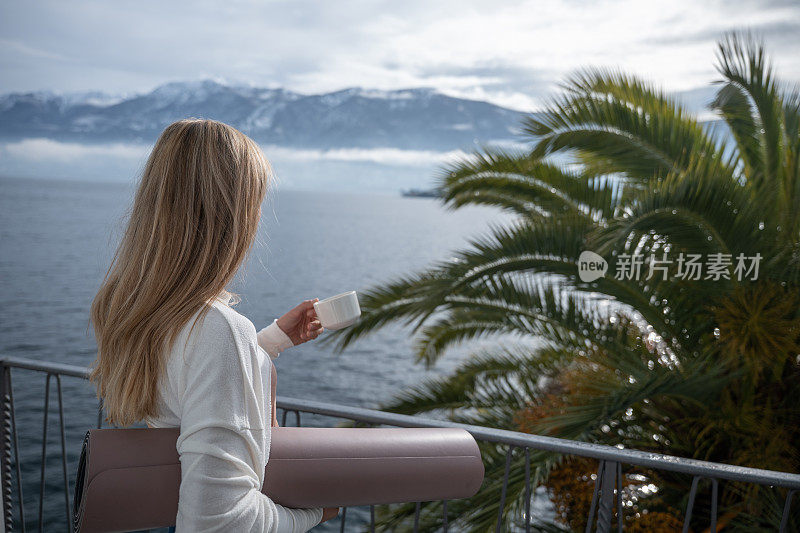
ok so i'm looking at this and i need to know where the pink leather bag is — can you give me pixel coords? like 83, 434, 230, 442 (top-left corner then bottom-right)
73, 427, 484, 532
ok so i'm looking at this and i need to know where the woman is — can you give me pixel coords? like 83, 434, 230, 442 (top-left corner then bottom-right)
89, 119, 338, 531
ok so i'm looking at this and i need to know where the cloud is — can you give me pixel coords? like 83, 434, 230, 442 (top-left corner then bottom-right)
0, 138, 471, 168
643, 17, 800, 46
1, 138, 150, 162
1, 0, 799, 111
0, 39, 67, 61
0, 138, 474, 192
264, 146, 469, 167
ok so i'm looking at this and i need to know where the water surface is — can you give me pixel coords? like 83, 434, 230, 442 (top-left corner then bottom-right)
0, 175, 509, 530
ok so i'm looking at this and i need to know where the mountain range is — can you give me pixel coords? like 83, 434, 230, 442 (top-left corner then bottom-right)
0, 80, 527, 151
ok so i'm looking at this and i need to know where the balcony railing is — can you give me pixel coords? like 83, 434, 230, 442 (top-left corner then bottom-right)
0, 355, 798, 532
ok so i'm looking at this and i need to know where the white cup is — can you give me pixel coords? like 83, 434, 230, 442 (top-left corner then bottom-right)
313, 291, 361, 330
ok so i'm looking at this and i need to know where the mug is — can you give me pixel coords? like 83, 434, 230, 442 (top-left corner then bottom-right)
313, 291, 361, 330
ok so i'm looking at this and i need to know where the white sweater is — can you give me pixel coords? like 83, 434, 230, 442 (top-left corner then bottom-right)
145, 294, 324, 532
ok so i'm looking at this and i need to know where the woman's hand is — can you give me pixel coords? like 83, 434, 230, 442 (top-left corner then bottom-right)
320, 507, 340, 523
275, 299, 324, 346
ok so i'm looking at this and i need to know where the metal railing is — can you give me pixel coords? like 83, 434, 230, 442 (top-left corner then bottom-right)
0, 355, 799, 532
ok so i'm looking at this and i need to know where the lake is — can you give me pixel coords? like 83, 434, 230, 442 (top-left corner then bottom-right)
0, 174, 510, 530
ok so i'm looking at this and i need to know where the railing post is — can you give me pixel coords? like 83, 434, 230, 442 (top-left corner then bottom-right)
0, 363, 14, 533
586, 460, 620, 533
495, 446, 514, 533
596, 460, 617, 533
780, 489, 797, 533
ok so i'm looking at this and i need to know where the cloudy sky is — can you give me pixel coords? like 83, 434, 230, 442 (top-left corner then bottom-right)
2, 0, 799, 111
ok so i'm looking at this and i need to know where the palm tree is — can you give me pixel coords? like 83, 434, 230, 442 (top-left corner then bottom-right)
323, 32, 800, 531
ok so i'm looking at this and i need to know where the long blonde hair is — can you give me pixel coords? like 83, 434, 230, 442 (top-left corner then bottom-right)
89, 119, 272, 426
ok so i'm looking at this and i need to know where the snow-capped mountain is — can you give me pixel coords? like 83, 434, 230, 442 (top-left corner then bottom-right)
0, 80, 525, 150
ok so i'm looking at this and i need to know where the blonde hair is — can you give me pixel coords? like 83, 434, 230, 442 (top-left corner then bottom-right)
89, 119, 272, 426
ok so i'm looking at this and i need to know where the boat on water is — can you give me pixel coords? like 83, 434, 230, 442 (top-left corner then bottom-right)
401, 188, 440, 198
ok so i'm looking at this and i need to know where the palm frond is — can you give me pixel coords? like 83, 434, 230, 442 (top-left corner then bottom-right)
591, 157, 773, 260
714, 31, 785, 193
525, 68, 727, 181
378, 344, 556, 415
436, 148, 622, 221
